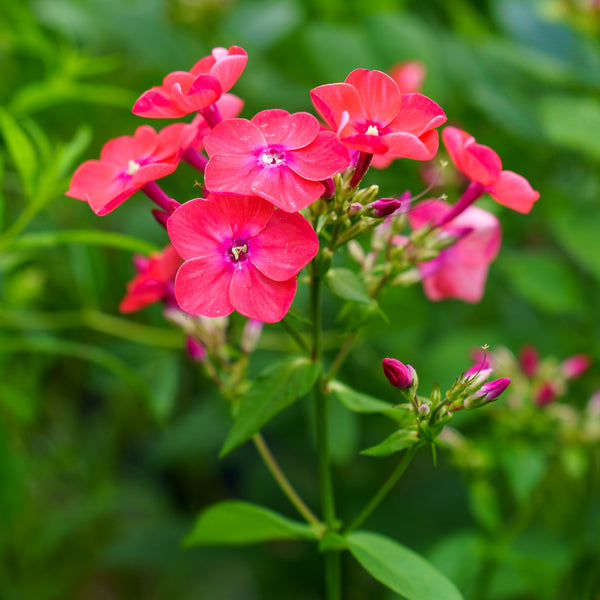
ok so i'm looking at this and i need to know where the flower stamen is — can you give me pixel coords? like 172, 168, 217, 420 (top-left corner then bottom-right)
126, 160, 141, 175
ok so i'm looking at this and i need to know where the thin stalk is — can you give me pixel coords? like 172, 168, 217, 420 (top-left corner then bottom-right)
344, 445, 419, 534
310, 260, 341, 599
280, 316, 310, 355
252, 433, 324, 532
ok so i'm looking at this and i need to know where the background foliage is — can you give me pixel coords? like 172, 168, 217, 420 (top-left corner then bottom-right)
0, 0, 599, 598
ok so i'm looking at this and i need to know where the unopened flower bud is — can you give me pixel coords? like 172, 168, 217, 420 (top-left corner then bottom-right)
353, 184, 380, 206
418, 403, 430, 417
369, 197, 403, 218
479, 377, 510, 401
348, 202, 363, 216
535, 381, 559, 407
561, 354, 590, 380
186, 336, 207, 363
241, 318, 263, 354
382, 358, 413, 389
519, 344, 540, 378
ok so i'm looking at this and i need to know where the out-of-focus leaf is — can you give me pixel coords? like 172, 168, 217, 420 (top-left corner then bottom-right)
0, 424, 24, 532
10, 229, 159, 254
467, 478, 502, 533
499, 250, 583, 315
0, 152, 5, 230
55, 125, 92, 180
183, 501, 317, 547
0, 107, 38, 198
346, 531, 465, 600
325, 268, 373, 305
360, 428, 420, 457
144, 354, 179, 422
500, 443, 548, 505
220, 357, 320, 456
328, 392, 359, 465
539, 95, 600, 162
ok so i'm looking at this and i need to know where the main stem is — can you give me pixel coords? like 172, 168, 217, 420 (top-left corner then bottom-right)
310, 260, 341, 600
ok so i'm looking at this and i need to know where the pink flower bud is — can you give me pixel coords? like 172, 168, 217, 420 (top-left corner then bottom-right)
369, 197, 404, 217
519, 344, 540, 378
479, 377, 510, 401
535, 381, 558, 407
241, 318, 263, 354
186, 336, 207, 363
382, 358, 413, 389
560, 354, 590, 380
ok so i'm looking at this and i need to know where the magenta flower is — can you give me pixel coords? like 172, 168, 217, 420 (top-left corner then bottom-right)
119, 245, 182, 313
203, 109, 350, 212
407, 199, 501, 303
560, 354, 591, 379
310, 68, 446, 161
132, 46, 247, 119
166, 194, 319, 323
519, 344, 540, 378
442, 126, 539, 214
66, 124, 189, 215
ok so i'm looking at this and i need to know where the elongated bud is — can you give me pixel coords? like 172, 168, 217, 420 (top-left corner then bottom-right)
369, 197, 403, 218
186, 336, 207, 363
464, 377, 510, 409
535, 381, 558, 407
519, 344, 540, 378
382, 358, 413, 389
241, 318, 263, 354
561, 354, 590, 380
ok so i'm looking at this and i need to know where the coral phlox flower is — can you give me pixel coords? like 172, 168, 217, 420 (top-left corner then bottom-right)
406, 200, 501, 303
203, 109, 350, 212
66, 124, 189, 215
442, 126, 540, 213
310, 68, 446, 161
119, 245, 182, 313
388, 60, 426, 94
167, 194, 319, 323
132, 46, 247, 119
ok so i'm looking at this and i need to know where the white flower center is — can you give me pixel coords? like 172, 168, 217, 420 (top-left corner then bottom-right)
365, 125, 379, 136
260, 148, 285, 166
126, 160, 141, 175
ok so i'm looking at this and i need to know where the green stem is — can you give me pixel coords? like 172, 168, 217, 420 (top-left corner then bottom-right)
252, 433, 324, 533
280, 316, 310, 355
310, 260, 341, 600
344, 445, 419, 534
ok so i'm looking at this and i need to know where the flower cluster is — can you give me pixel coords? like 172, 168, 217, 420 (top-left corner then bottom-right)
67, 45, 539, 327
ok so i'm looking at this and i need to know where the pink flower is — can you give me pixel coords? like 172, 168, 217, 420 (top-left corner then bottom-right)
561, 354, 591, 379
519, 344, 540, 378
388, 60, 426, 94
119, 245, 182, 313
203, 109, 350, 212
382, 358, 414, 389
310, 68, 446, 160
442, 126, 539, 213
407, 200, 501, 303
132, 46, 247, 119
66, 124, 188, 215
166, 194, 319, 323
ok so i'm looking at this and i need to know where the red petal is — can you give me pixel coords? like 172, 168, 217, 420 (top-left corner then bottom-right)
287, 131, 350, 180
488, 170, 539, 213
216, 194, 274, 239
251, 210, 319, 281
387, 93, 446, 135
382, 129, 439, 161
167, 198, 231, 260
345, 69, 402, 126
311, 83, 363, 136
208, 47, 248, 92
204, 118, 265, 156
251, 165, 324, 212
174, 256, 234, 317
252, 110, 319, 149
204, 154, 261, 195
230, 263, 297, 323
132, 88, 186, 118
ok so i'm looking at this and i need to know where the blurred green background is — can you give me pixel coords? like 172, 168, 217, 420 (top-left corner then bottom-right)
0, 0, 599, 598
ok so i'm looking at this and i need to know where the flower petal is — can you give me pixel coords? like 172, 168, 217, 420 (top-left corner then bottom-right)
251, 210, 319, 281
488, 170, 540, 213
382, 129, 439, 161
251, 165, 324, 212
211, 194, 275, 239
204, 154, 261, 195
203, 118, 265, 156
345, 69, 402, 126
174, 255, 234, 317
287, 131, 351, 180
311, 82, 363, 136
167, 198, 231, 260
252, 110, 319, 149
230, 262, 297, 322
387, 93, 446, 135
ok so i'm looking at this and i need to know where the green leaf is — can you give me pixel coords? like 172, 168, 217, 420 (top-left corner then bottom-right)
220, 357, 320, 456
183, 501, 317, 547
11, 229, 159, 255
330, 380, 406, 422
360, 429, 420, 457
467, 478, 502, 533
0, 107, 38, 198
539, 95, 600, 162
346, 531, 465, 600
325, 268, 373, 305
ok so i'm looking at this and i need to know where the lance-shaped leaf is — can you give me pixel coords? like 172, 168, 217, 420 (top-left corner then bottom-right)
183, 501, 318, 547
346, 531, 465, 600
220, 357, 320, 456
329, 380, 410, 423
325, 268, 373, 305
361, 428, 420, 457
